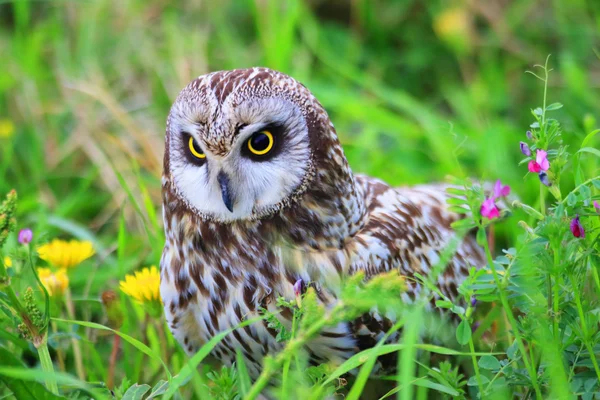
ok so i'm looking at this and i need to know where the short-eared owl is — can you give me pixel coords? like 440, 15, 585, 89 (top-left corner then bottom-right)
160, 68, 485, 377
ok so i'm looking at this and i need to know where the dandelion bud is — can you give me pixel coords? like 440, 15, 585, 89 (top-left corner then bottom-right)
526, 130, 533, 140
101, 290, 124, 329
18, 228, 32, 245
519, 142, 531, 156
538, 172, 551, 187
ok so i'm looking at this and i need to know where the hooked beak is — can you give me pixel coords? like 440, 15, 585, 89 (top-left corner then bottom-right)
217, 171, 234, 213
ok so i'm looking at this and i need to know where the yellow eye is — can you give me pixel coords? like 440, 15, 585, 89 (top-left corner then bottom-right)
247, 130, 274, 156
188, 136, 205, 159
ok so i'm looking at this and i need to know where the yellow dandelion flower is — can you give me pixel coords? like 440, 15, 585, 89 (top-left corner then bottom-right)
119, 266, 161, 304
37, 267, 69, 296
3, 256, 12, 268
0, 119, 14, 139
37, 239, 95, 269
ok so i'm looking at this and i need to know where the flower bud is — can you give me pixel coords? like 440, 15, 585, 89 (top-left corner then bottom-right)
18, 228, 32, 245
519, 142, 531, 156
538, 172, 551, 187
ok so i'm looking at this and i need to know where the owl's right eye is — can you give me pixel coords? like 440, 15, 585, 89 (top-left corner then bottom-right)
183, 133, 206, 164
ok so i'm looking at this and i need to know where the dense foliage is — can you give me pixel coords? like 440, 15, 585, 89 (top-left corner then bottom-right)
1, 1, 599, 399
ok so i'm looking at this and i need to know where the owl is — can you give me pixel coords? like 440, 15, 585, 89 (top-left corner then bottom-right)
160, 67, 485, 378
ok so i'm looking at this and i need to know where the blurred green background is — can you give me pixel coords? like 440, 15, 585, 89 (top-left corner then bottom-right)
1, 0, 599, 268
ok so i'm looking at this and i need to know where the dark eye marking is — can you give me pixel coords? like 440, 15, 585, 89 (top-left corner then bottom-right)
181, 131, 207, 166
241, 123, 284, 161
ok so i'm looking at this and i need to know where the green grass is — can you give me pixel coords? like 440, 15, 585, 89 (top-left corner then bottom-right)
1, 0, 600, 399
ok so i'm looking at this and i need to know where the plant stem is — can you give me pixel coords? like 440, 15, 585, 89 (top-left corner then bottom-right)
64, 287, 86, 380
36, 332, 59, 395
468, 333, 484, 397
107, 334, 120, 390
482, 230, 543, 399
539, 185, 546, 216
571, 273, 600, 381
245, 313, 330, 400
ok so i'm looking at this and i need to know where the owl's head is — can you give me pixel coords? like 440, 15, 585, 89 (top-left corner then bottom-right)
164, 68, 339, 223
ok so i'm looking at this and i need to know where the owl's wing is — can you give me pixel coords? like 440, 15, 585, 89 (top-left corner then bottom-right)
350, 175, 486, 303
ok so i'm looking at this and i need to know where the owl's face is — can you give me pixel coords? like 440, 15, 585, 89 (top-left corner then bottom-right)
165, 69, 318, 223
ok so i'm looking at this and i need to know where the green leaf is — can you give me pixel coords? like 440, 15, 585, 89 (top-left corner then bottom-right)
446, 197, 468, 206
163, 317, 260, 399
577, 147, 600, 158
236, 350, 251, 397
593, 179, 600, 189
450, 218, 476, 231
478, 355, 502, 370
533, 107, 543, 116
476, 227, 486, 246
146, 380, 169, 399
467, 375, 490, 386
413, 379, 460, 396
435, 300, 453, 309
566, 192, 578, 207
323, 343, 500, 386
123, 384, 151, 400
580, 185, 591, 201
52, 318, 171, 379
0, 348, 66, 400
545, 102, 563, 111
448, 205, 470, 214
456, 320, 471, 345
446, 187, 466, 196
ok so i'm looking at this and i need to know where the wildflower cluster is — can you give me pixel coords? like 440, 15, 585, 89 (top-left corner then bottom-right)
448, 58, 600, 398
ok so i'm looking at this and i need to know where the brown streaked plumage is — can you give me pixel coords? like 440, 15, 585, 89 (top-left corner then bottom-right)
160, 67, 485, 378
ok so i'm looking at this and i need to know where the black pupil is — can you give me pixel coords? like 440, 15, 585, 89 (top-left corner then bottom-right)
251, 132, 270, 151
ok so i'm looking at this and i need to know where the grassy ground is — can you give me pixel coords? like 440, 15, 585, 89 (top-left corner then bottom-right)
1, 0, 600, 399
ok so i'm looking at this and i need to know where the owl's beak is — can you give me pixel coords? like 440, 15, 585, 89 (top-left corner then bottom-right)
217, 171, 234, 213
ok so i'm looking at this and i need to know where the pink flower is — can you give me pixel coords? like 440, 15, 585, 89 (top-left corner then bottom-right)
493, 180, 511, 198
594, 200, 600, 215
536, 150, 550, 170
528, 160, 541, 173
18, 228, 32, 245
481, 197, 500, 219
570, 215, 585, 238
528, 149, 550, 173
481, 180, 510, 220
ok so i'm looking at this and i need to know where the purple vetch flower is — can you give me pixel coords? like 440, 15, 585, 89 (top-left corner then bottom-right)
481, 197, 500, 219
18, 228, 32, 245
293, 279, 304, 297
594, 200, 600, 215
538, 172, 551, 187
520, 141, 531, 156
470, 296, 477, 307
526, 130, 533, 140
481, 180, 510, 220
528, 149, 550, 173
471, 321, 480, 333
493, 180, 511, 198
570, 215, 585, 238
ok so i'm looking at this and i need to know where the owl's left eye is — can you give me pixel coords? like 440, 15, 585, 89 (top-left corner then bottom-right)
247, 130, 274, 156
